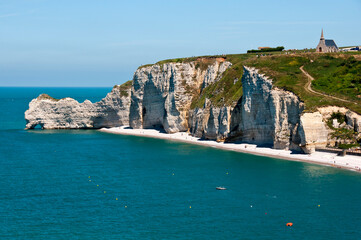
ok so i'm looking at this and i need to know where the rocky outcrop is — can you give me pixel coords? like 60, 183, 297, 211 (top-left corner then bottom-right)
316, 106, 361, 148
298, 112, 329, 153
345, 111, 361, 132
25, 85, 131, 129
227, 67, 304, 150
317, 106, 361, 133
188, 100, 231, 141
129, 59, 232, 133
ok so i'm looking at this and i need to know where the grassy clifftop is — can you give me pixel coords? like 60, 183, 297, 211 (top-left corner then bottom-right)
304, 55, 361, 101
244, 52, 361, 113
114, 80, 132, 97
137, 51, 361, 113
195, 51, 361, 113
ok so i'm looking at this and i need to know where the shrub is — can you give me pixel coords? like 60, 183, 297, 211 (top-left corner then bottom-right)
247, 46, 284, 53
330, 112, 346, 124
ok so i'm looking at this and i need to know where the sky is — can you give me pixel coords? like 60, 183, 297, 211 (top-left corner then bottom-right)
1, 0, 360, 87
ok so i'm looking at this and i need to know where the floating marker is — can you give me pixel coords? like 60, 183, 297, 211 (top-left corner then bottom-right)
286, 222, 293, 227
189, 206, 191, 209
116, 198, 118, 201
318, 205, 320, 207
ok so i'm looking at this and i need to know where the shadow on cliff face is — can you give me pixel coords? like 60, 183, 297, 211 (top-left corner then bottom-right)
226, 97, 243, 143
142, 80, 165, 129
29, 123, 43, 129
92, 111, 120, 128
25, 121, 44, 130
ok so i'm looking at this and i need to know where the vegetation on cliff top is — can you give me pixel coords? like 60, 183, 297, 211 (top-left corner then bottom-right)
190, 54, 251, 109
247, 46, 285, 53
137, 50, 361, 113
304, 55, 361, 102
114, 80, 132, 97
326, 112, 360, 148
242, 52, 361, 113
37, 94, 60, 101
139, 56, 226, 72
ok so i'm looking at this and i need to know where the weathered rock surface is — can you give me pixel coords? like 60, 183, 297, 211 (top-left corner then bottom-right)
188, 99, 231, 141
129, 59, 232, 133
316, 106, 361, 148
25, 85, 131, 129
298, 112, 329, 153
317, 106, 361, 133
227, 67, 304, 150
345, 111, 361, 132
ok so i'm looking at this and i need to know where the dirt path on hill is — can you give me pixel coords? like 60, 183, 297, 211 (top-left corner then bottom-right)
300, 66, 353, 104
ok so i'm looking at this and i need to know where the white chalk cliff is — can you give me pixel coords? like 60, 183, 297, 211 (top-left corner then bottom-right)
25, 59, 361, 153
25, 85, 131, 129
129, 59, 232, 133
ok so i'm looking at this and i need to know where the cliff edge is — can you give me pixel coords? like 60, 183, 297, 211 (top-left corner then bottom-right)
25, 54, 361, 153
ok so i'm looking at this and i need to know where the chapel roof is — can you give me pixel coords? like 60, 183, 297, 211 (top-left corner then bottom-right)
325, 39, 338, 48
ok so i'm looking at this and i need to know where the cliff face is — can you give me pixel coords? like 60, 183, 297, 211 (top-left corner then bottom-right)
189, 67, 305, 149
25, 85, 131, 129
228, 67, 305, 149
129, 60, 232, 133
188, 67, 342, 153
188, 100, 231, 141
297, 112, 329, 153
25, 59, 361, 153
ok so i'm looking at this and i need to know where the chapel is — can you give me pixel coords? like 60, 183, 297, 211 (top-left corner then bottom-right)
316, 29, 339, 53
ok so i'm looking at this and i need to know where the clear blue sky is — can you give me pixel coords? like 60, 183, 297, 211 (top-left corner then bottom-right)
1, 0, 360, 87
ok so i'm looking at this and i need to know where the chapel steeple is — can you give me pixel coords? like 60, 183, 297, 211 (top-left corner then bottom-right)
320, 29, 324, 40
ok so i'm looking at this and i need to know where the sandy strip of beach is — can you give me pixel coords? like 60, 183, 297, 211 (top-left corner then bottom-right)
100, 126, 361, 173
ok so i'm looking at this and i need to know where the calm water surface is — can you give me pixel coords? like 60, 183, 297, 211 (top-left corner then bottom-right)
0, 87, 360, 239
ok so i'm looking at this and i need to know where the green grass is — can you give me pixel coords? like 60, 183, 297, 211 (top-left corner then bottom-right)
138, 64, 154, 69
190, 54, 255, 108
190, 56, 249, 108
37, 94, 59, 101
244, 52, 361, 113
114, 80, 132, 97
135, 51, 361, 113
304, 55, 361, 102
242, 54, 326, 110
338, 143, 360, 149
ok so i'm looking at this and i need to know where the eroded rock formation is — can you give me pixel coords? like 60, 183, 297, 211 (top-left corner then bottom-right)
228, 67, 304, 150
188, 100, 231, 141
25, 85, 131, 129
25, 60, 361, 154
129, 60, 232, 133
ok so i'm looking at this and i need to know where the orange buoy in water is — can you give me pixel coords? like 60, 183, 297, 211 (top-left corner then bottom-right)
286, 223, 293, 227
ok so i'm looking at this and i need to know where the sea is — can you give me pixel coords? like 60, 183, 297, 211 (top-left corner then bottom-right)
1, 87, 361, 239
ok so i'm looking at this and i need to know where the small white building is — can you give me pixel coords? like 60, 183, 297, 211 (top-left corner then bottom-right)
316, 29, 339, 53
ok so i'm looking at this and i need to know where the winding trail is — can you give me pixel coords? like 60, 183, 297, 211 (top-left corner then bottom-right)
300, 65, 353, 104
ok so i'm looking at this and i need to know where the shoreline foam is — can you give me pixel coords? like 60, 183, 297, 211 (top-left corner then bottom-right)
100, 126, 361, 173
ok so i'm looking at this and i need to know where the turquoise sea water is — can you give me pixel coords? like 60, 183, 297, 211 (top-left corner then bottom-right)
1, 87, 361, 239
